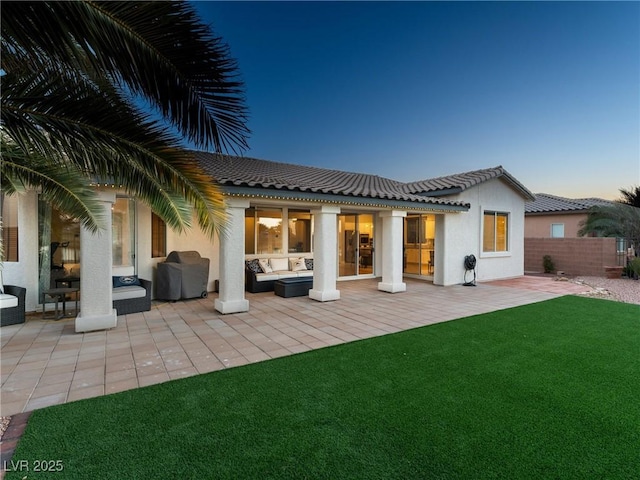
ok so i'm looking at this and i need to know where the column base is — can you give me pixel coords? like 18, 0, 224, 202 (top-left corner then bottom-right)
378, 282, 407, 293
309, 289, 340, 302
215, 298, 250, 314
75, 309, 118, 333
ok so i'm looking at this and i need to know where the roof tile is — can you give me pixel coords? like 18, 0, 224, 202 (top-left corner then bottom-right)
194, 153, 533, 207
525, 193, 616, 213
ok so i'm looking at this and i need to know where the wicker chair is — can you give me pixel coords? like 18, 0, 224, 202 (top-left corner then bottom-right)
112, 278, 152, 315
1, 285, 27, 327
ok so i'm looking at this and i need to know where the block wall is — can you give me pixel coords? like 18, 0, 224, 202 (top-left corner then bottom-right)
524, 237, 618, 276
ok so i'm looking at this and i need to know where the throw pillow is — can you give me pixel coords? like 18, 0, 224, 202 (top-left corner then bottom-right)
258, 259, 273, 273
269, 257, 289, 272
291, 258, 307, 272
113, 275, 142, 288
0, 270, 4, 294
305, 258, 314, 270
246, 259, 262, 274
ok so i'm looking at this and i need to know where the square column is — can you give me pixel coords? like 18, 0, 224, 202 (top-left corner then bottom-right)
309, 205, 340, 302
215, 198, 250, 314
76, 190, 118, 332
378, 210, 407, 293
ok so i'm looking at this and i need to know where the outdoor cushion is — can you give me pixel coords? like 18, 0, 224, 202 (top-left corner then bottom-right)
258, 259, 273, 273
246, 259, 262, 274
290, 257, 307, 272
0, 293, 18, 309
113, 275, 142, 288
255, 272, 280, 282
269, 258, 289, 271
297, 270, 314, 278
0, 270, 4, 294
275, 271, 298, 279
112, 285, 146, 301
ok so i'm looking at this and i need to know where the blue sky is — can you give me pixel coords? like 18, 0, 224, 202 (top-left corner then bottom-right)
193, 1, 639, 200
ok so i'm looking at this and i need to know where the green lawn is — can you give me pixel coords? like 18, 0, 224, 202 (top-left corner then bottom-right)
6, 296, 640, 479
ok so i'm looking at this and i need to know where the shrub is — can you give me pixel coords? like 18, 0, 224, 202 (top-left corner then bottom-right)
629, 257, 640, 279
543, 255, 555, 274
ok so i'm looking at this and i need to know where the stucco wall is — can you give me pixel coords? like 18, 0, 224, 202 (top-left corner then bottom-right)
524, 213, 587, 238
163, 212, 220, 293
437, 178, 526, 285
2, 191, 40, 311
524, 237, 618, 276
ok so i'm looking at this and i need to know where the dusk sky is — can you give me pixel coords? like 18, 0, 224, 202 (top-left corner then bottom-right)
193, 1, 639, 200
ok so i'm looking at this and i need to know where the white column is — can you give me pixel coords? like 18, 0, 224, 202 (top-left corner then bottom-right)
378, 210, 407, 293
309, 205, 340, 302
215, 198, 250, 314
434, 214, 446, 286
76, 190, 118, 333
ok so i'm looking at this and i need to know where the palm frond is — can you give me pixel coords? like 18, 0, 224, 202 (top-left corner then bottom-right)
1, 0, 243, 238
578, 204, 640, 247
1, 1, 250, 153
2, 67, 227, 236
1, 141, 106, 233
617, 186, 640, 207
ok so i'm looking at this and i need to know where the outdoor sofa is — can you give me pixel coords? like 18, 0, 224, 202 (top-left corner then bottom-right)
245, 257, 313, 293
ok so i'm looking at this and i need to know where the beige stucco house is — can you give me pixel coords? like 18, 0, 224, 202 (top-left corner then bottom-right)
525, 193, 616, 238
524, 193, 624, 275
1, 155, 534, 332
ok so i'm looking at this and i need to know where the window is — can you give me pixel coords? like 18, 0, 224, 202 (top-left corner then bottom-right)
245, 208, 256, 254
245, 207, 312, 255
257, 208, 282, 254
288, 210, 312, 253
1, 195, 19, 262
550, 223, 565, 238
483, 211, 509, 252
245, 207, 283, 255
151, 212, 166, 257
38, 198, 81, 299
112, 197, 135, 266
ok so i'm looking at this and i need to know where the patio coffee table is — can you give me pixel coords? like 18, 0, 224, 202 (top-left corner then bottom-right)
274, 277, 313, 298
43, 287, 79, 320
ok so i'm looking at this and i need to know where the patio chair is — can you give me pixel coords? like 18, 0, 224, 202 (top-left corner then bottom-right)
1, 284, 27, 327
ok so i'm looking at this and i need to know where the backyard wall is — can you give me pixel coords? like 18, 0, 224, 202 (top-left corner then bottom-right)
524, 237, 618, 276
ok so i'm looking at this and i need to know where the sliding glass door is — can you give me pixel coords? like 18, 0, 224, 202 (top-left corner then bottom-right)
404, 214, 435, 277
338, 213, 374, 278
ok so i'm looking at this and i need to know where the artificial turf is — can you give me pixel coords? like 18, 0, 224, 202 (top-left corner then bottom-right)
5, 296, 640, 479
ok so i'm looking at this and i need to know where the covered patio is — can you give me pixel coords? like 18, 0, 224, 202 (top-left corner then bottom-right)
0, 277, 594, 417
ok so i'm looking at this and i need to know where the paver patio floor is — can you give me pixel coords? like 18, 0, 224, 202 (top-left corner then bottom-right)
0, 276, 595, 417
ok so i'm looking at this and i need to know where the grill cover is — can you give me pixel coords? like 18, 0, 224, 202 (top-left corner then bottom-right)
157, 251, 210, 300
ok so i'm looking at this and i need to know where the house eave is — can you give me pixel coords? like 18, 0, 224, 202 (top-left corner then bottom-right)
222, 186, 469, 212
525, 210, 588, 216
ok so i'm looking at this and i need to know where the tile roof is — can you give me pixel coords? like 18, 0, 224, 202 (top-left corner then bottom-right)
525, 193, 616, 214
194, 153, 468, 207
403, 165, 535, 200
194, 154, 534, 207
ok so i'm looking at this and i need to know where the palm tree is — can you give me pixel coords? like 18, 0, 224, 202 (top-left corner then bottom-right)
1, 1, 250, 237
617, 186, 640, 208
578, 203, 640, 253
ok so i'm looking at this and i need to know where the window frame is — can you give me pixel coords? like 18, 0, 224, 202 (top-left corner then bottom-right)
550, 223, 565, 238
482, 210, 510, 255
151, 212, 167, 258
245, 206, 314, 256
1, 194, 19, 262
112, 196, 136, 268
